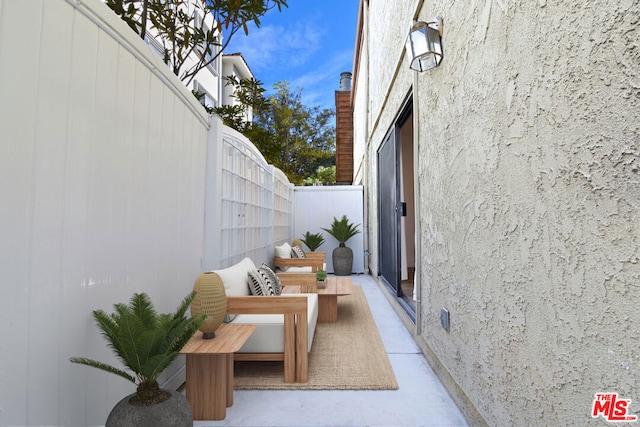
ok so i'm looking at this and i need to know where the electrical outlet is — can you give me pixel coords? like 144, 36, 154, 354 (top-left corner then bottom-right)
440, 307, 450, 332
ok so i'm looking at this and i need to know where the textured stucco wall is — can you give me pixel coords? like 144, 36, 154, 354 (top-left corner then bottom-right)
356, 0, 415, 276
354, 0, 640, 425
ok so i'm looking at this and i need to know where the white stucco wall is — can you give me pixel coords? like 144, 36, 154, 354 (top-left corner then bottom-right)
354, 0, 640, 425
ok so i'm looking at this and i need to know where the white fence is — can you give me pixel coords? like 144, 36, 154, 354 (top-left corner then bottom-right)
0, 1, 295, 426
293, 186, 365, 274
204, 120, 294, 270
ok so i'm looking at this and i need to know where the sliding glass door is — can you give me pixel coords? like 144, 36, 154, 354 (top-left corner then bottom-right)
377, 128, 401, 296
377, 95, 416, 318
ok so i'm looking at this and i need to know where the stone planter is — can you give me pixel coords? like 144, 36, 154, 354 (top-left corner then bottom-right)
332, 246, 353, 276
106, 390, 192, 427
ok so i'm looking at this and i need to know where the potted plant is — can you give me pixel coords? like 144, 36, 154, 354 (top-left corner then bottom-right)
316, 269, 328, 289
300, 231, 325, 251
322, 215, 361, 276
70, 292, 206, 427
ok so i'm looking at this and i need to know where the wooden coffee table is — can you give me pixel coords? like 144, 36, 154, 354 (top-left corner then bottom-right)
317, 276, 355, 322
180, 324, 255, 421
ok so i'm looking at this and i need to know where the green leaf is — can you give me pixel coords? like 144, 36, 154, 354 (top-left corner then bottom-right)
70, 291, 206, 401
301, 231, 326, 251
70, 357, 136, 384
321, 215, 361, 245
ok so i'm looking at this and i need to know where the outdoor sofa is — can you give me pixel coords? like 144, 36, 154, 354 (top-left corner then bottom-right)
208, 257, 318, 383
273, 241, 327, 293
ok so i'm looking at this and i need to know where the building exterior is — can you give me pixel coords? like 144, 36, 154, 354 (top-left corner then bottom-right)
222, 52, 256, 123
144, 2, 255, 119
352, 0, 640, 425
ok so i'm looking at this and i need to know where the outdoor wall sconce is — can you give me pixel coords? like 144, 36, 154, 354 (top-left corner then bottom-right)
405, 17, 444, 71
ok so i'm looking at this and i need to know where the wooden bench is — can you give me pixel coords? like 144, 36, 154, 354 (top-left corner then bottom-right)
227, 294, 310, 383
274, 242, 326, 273
274, 254, 324, 272
203, 257, 318, 383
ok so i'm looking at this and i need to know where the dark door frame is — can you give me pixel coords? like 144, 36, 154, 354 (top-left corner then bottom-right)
377, 92, 415, 320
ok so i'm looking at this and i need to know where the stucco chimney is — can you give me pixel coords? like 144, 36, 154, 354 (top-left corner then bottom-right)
339, 71, 352, 91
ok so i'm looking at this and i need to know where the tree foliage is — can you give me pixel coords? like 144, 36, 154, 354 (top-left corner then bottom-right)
210, 75, 267, 132
104, 0, 288, 84
215, 78, 335, 184
246, 82, 335, 184
104, 0, 332, 184
304, 165, 336, 185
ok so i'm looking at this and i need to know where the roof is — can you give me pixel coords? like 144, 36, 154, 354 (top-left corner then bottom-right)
222, 52, 255, 80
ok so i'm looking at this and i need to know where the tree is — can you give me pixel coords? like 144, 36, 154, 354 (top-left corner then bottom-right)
304, 165, 336, 185
104, 0, 288, 84
245, 82, 335, 184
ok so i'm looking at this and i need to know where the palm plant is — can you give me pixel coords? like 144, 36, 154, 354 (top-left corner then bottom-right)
70, 292, 205, 405
322, 215, 361, 247
300, 231, 326, 251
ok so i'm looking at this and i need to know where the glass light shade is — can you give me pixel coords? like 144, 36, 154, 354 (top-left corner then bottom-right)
406, 21, 443, 71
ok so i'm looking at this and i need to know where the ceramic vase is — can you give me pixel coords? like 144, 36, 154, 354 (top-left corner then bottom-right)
191, 272, 227, 339
332, 246, 353, 276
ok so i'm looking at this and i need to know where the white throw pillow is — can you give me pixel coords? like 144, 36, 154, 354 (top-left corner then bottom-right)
214, 257, 255, 296
274, 242, 292, 258
274, 242, 292, 272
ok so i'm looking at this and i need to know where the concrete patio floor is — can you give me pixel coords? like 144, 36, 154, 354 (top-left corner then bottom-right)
192, 274, 469, 427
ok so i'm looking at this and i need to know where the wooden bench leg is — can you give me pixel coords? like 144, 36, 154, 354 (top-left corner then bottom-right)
296, 312, 308, 382
284, 313, 296, 383
226, 353, 234, 407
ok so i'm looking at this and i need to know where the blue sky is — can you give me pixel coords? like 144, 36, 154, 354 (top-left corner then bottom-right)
225, 0, 359, 112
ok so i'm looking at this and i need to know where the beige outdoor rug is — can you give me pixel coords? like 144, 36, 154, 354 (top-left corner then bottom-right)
233, 285, 399, 390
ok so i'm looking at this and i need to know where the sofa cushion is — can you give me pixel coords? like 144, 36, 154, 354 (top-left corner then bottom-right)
259, 263, 282, 295
214, 257, 255, 296
248, 268, 276, 296
291, 246, 306, 258
275, 242, 292, 258
280, 266, 313, 273
232, 293, 318, 353
223, 313, 237, 323
274, 242, 292, 272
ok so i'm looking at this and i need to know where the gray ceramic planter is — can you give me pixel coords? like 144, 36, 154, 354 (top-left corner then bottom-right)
332, 246, 353, 276
106, 390, 192, 427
